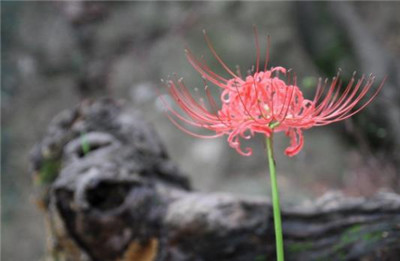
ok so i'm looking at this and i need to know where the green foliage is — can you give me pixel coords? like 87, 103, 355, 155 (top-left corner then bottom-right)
338, 224, 362, 245
330, 224, 383, 260
38, 158, 61, 185
287, 241, 313, 253
288, 224, 386, 261
80, 132, 90, 156
362, 231, 382, 242
254, 254, 267, 261
301, 76, 318, 90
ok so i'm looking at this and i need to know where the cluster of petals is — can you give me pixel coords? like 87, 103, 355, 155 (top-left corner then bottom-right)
163, 31, 384, 157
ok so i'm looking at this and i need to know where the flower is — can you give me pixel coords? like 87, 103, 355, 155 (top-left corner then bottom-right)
162, 30, 384, 157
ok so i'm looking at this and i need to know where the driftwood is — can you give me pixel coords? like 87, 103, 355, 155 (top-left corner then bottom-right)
31, 99, 400, 261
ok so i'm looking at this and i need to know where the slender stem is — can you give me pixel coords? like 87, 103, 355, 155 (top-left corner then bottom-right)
266, 134, 284, 261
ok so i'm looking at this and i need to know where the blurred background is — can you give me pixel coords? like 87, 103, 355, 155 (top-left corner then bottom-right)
2, 1, 400, 260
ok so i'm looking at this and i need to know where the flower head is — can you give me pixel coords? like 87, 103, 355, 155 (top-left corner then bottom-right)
162, 29, 384, 157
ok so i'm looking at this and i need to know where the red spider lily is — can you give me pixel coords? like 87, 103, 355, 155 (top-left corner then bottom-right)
162, 29, 384, 157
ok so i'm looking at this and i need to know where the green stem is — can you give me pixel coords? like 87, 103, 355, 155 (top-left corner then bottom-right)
266, 134, 284, 261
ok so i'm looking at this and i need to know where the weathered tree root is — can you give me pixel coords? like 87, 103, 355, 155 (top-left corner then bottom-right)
31, 99, 400, 261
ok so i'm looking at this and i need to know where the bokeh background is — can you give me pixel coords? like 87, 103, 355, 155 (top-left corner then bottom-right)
2, 1, 400, 260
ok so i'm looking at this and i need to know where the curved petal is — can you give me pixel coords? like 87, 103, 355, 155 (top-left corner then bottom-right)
284, 128, 304, 157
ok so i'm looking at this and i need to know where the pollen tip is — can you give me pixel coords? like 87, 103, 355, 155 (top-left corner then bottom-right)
202, 29, 207, 35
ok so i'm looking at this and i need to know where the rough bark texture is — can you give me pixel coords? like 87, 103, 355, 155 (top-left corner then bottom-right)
31, 100, 400, 261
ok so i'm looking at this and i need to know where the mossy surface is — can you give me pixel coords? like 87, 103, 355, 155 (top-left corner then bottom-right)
254, 254, 267, 261
38, 158, 61, 185
287, 241, 313, 253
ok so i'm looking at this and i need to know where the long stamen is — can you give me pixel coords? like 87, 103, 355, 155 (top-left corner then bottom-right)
203, 30, 238, 78
253, 25, 260, 73
315, 75, 385, 125
321, 75, 366, 118
233, 80, 259, 122
328, 76, 384, 122
252, 75, 269, 121
236, 65, 243, 79
165, 112, 225, 138
322, 75, 373, 119
322, 74, 356, 116
204, 84, 232, 128
314, 75, 340, 115
185, 49, 229, 88
312, 78, 328, 105
279, 75, 296, 121
264, 35, 270, 71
